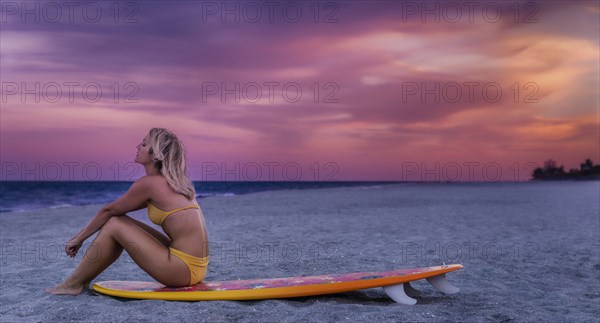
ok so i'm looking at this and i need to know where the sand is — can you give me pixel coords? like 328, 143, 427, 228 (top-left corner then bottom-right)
1, 182, 599, 322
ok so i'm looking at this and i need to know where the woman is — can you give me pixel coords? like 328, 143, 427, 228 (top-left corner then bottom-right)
46, 128, 209, 295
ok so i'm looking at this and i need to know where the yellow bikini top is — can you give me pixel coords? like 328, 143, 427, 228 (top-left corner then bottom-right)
147, 199, 199, 226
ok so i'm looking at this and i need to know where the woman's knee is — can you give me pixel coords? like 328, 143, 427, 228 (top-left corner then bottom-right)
102, 216, 125, 232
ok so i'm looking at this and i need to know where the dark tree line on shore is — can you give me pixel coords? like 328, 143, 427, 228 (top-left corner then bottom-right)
532, 158, 600, 180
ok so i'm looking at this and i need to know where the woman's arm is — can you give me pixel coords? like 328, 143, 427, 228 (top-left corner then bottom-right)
72, 208, 113, 242
71, 177, 153, 242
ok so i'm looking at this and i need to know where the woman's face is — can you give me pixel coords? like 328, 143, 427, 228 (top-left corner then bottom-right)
134, 135, 153, 165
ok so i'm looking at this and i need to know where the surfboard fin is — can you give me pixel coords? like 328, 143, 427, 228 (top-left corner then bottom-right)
383, 283, 417, 305
403, 281, 421, 297
426, 273, 460, 294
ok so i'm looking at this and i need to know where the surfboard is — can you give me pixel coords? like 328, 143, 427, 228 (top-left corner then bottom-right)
92, 264, 463, 305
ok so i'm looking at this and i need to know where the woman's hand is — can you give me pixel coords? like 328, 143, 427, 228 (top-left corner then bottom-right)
65, 237, 83, 258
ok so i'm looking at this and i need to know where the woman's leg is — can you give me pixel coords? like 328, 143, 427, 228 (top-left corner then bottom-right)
46, 216, 190, 295
80, 239, 124, 288
47, 215, 169, 294
79, 215, 168, 288
121, 215, 171, 247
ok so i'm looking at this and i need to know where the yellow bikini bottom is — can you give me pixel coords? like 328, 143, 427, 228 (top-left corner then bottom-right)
169, 247, 209, 286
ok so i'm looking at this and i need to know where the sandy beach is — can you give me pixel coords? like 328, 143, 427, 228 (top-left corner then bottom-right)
1, 182, 599, 322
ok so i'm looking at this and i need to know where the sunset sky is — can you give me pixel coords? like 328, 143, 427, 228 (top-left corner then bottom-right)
1, 0, 598, 181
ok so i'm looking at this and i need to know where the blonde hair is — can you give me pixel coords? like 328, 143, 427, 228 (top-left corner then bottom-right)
146, 128, 196, 200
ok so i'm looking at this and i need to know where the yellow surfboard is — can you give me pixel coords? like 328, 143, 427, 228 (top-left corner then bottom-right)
93, 264, 463, 305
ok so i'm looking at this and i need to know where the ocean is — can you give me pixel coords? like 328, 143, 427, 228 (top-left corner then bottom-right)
0, 181, 399, 213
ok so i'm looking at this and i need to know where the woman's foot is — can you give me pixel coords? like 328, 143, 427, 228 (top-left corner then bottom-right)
45, 282, 84, 295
